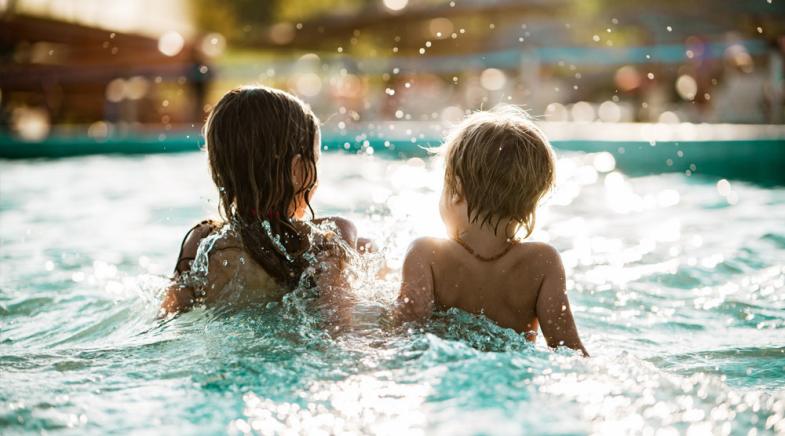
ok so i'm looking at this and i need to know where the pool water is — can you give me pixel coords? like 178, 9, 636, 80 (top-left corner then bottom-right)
1, 151, 784, 435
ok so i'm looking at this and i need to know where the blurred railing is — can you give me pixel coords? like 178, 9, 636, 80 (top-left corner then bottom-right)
1, 122, 784, 185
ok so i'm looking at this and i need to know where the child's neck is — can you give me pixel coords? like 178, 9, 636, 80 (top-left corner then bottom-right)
452, 220, 512, 255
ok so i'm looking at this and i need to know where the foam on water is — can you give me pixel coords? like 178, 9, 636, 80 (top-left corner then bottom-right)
1, 152, 784, 434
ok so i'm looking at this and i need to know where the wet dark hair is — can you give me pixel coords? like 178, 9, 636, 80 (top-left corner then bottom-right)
204, 85, 319, 287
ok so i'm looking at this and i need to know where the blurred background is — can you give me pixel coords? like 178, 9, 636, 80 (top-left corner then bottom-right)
1, 0, 784, 178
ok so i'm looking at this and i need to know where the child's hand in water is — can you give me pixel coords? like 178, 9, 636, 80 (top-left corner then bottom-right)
357, 237, 377, 254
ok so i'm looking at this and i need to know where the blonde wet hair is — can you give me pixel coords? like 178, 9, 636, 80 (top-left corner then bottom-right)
443, 105, 555, 238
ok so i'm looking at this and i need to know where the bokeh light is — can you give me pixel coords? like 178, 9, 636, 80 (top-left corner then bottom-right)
614, 65, 642, 92
269, 22, 295, 45
11, 106, 50, 141
383, 0, 408, 12
125, 76, 150, 100
544, 103, 569, 122
295, 73, 322, 97
429, 17, 453, 39
105, 78, 127, 103
658, 111, 680, 124
200, 32, 226, 57
157, 31, 184, 57
479, 68, 507, 91
597, 101, 622, 123
570, 101, 595, 122
675, 75, 698, 100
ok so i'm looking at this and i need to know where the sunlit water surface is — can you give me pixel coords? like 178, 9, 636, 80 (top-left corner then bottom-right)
1, 151, 784, 435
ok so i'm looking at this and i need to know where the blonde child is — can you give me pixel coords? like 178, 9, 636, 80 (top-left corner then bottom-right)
396, 107, 588, 356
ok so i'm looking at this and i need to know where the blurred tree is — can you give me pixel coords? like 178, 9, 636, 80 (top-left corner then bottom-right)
191, 0, 376, 42
275, 0, 370, 22
191, 0, 276, 40
190, 0, 784, 55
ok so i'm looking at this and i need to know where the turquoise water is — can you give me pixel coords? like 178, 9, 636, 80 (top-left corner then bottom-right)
1, 151, 784, 435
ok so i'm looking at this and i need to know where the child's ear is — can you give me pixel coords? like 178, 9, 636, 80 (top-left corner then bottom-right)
291, 153, 304, 188
452, 178, 465, 203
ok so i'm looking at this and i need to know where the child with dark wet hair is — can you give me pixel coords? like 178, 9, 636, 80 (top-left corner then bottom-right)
162, 86, 361, 316
395, 106, 588, 356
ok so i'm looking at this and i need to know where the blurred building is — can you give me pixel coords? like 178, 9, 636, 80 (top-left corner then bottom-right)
0, 7, 210, 141
0, 0, 784, 144
224, 0, 785, 126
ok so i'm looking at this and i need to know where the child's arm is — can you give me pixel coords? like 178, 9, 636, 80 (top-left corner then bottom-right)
161, 281, 192, 315
395, 238, 437, 323
535, 245, 589, 357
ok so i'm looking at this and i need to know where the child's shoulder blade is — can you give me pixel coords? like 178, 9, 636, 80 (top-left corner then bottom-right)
515, 241, 562, 265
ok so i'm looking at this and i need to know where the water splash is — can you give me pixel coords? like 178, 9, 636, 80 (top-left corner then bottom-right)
1, 152, 784, 434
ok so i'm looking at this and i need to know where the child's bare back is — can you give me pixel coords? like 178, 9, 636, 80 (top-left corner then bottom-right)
399, 237, 585, 354
162, 217, 357, 314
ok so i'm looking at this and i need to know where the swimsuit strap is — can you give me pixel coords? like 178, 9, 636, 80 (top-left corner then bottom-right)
451, 236, 513, 262
174, 220, 218, 275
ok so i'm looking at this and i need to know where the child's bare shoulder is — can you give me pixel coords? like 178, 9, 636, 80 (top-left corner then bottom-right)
404, 236, 452, 266
312, 216, 358, 248
176, 221, 243, 270
403, 236, 445, 263
510, 241, 564, 272
175, 220, 220, 273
